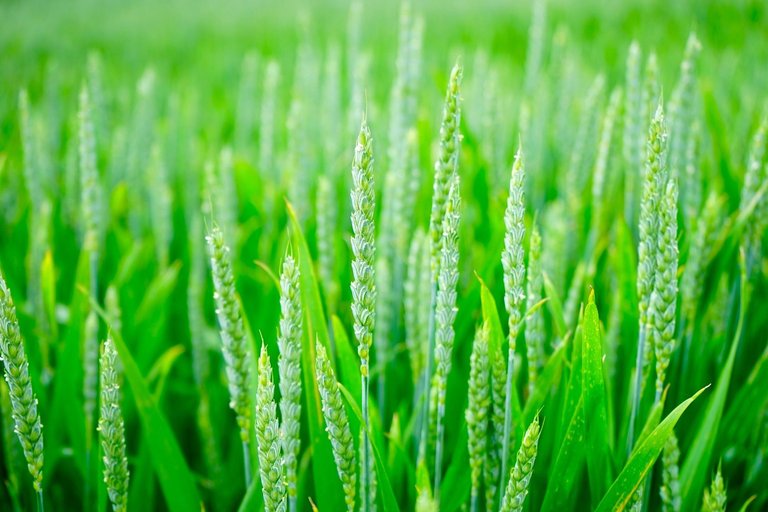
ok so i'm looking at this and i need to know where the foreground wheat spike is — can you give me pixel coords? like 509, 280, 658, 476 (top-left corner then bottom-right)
651, 179, 679, 401
501, 145, 526, 492
0, 275, 44, 495
525, 224, 544, 394
433, 175, 461, 498
466, 324, 490, 512
350, 115, 376, 512
660, 431, 681, 512
420, 61, 463, 466
500, 416, 541, 512
256, 345, 287, 512
315, 342, 357, 512
428, 62, 463, 268
276, 253, 302, 509
629, 101, 667, 451
98, 339, 129, 512
485, 344, 507, 512
702, 466, 726, 512
205, 226, 253, 484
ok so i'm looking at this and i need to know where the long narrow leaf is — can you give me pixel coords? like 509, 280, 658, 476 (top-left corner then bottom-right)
595, 386, 708, 512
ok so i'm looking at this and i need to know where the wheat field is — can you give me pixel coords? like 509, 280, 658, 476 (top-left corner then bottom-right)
0, 0, 767, 511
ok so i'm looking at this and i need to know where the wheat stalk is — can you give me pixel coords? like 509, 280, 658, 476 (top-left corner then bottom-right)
83, 311, 99, 451
359, 429, 377, 512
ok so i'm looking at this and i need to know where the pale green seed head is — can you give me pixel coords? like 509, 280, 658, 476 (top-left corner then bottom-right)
277, 253, 302, 498
256, 345, 286, 512
0, 275, 44, 492
98, 338, 129, 512
429, 62, 463, 272
350, 116, 376, 377
660, 431, 681, 512
500, 416, 541, 512
206, 226, 252, 442
702, 466, 726, 512
502, 145, 526, 351
652, 179, 679, 396
316, 342, 356, 512
466, 324, 490, 495
433, 175, 461, 410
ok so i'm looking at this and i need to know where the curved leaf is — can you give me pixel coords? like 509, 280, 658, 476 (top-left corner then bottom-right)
110, 333, 202, 512
595, 386, 708, 512
582, 291, 612, 500
287, 201, 346, 511
339, 384, 401, 512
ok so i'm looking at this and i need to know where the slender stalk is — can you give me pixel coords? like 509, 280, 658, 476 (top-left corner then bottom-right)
627, 324, 646, 457
417, 281, 437, 466
361, 373, 370, 512
37, 490, 44, 512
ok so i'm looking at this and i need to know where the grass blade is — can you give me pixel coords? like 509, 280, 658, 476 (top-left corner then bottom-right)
595, 386, 708, 512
